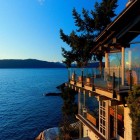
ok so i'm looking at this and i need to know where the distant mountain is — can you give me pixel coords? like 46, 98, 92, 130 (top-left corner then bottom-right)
87, 62, 105, 68
0, 59, 66, 68
71, 62, 105, 68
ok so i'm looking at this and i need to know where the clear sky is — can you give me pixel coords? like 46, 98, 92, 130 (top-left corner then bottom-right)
0, 0, 128, 62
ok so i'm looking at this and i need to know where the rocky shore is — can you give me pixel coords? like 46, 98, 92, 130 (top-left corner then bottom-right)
35, 122, 79, 140
35, 127, 60, 140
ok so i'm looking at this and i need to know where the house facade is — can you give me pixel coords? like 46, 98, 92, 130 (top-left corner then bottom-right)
67, 0, 140, 140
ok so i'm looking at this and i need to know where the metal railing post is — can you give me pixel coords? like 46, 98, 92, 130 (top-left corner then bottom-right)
118, 67, 120, 90
113, 72, 116, 98
74, 70, 76, 85
129, 70, 132, 90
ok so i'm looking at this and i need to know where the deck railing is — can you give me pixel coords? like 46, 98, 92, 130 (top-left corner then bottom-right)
69, 67, 140, 92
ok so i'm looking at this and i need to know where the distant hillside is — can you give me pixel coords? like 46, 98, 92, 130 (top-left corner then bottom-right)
0, 59, 66, 68
71, 62, 105, 68
87, 62, 105, 68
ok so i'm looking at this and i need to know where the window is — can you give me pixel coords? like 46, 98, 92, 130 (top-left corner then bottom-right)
99, 101, 106, 136
117, 106, 124, 138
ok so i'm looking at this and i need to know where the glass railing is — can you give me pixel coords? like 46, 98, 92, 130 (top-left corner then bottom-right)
103, 67, 122, 90
78, 92, 99, 129
69, 67, 140, 91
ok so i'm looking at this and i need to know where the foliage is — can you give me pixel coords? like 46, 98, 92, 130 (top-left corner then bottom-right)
61, 47, 74, 68
60, 0, 118, 68
61, 87, 78, 117
60, 30, 93, 68
126, 85, 140, 138
91, 0, 118, 32
59, 87, 79, 139
59, 115, 79, 140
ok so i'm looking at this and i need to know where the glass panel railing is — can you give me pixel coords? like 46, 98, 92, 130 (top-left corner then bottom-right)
69, 68, 84, 83
125, 67, 140, 88
95, 67, 140, 91
103, 67, 121, 90
79, 92, 99, 129
70, 68, 100, 80
69, 67, 139, 92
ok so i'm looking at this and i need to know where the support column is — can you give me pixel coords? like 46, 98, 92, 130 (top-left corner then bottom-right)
99, 101, 101, 133
78, 91, 80, 114
105, 52, 109, 80
121, 47, 125, 85
128, 50, 132, 70
105, 52, 109, 68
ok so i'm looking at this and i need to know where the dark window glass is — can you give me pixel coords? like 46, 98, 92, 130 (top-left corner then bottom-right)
100, 110, 102, 115
103, 102, 105, 107
103, 129, 105, 135
103, 120, 105, 126
100, 119, 102, 124
100, 128, 102, 133
103, 111, 105, 117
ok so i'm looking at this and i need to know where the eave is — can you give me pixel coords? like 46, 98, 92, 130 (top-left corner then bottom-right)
91, 0, 140, 53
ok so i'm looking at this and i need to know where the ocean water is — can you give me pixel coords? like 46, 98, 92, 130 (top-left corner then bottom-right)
0, 68, 68, 140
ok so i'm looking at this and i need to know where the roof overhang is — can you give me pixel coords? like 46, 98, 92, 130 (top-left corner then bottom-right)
91, 0, 140, 54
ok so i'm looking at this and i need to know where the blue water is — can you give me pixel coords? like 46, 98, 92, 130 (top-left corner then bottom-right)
0, 68, 68, 140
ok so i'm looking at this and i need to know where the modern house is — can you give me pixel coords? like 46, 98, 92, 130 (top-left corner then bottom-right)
67, 0, 140, 140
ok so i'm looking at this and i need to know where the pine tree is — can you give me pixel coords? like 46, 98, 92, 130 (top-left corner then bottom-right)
60, 29, 93, 67
126, 86, 140, 139
92, 0, 118, 32
60, 0, 118, 68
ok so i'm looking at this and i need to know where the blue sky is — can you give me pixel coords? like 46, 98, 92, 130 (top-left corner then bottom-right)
0, 0, 128, 62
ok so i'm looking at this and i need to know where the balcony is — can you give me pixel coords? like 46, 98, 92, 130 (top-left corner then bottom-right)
68, 67, 140, 100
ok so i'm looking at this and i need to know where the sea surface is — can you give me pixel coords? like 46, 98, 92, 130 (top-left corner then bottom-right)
0, 68, 68, 140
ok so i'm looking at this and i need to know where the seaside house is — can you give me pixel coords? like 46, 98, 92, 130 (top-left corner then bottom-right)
67, 0, 140, 140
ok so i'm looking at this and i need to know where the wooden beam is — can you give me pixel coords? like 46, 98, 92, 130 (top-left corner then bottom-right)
109, 100, 122, 106
97, 95, 109, 101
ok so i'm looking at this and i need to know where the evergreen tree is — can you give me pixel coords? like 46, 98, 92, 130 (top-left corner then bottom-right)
126, 86, 140, 139
60, 0, 118, 68
60, 30, 93, 67
72, 0, 118, 34
92, 0, 118, 32
59, 87, 79, 139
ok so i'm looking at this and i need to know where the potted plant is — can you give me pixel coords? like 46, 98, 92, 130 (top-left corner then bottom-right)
85, 74, 94, 86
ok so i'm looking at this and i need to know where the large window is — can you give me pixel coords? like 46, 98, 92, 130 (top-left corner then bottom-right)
79, 92, 99, 128
110, 106, 124, 138
117, 106, 124, 138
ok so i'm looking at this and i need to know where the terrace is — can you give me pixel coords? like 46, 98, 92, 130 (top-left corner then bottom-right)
68, 63, 140, 101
